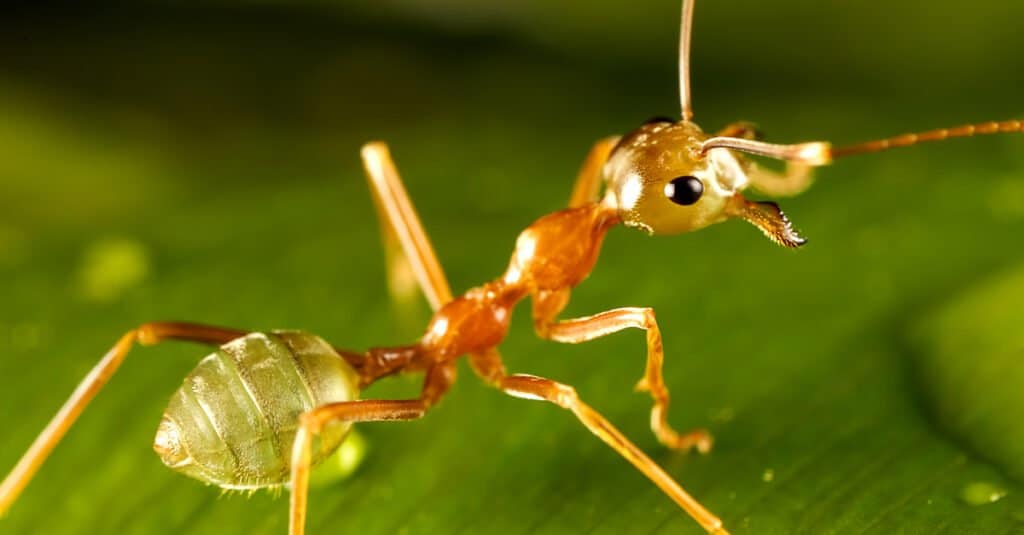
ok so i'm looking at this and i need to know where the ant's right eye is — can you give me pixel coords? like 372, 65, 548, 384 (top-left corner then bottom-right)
664, 176, 704, 206
644, 116, 676, 125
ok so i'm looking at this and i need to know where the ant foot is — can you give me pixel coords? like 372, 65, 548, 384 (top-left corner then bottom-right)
661, 427, 713, 454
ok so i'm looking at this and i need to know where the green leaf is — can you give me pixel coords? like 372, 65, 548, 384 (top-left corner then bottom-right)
911, 266, 1024, 484
2, 4, 1024, 534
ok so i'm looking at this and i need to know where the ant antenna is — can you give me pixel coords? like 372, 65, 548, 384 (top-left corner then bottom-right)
831, 119, 1024, 159
679, 0, 695, 121
701, 137, 833, 166
702, 119, 1023, 166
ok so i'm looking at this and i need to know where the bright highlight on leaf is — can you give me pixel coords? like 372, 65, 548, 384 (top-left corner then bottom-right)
76, 238, 150, 303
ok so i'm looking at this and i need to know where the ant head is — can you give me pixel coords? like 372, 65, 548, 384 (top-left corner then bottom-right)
602, 118, 819, 247
602, 119, 742, 235
601, 0, 1020, 246
598, 0, 829, 248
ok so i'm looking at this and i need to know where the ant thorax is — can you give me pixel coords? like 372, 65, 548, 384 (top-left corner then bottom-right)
601, 120, 750, 236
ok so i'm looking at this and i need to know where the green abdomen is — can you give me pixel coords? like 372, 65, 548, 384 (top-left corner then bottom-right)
153, 331, 360, 489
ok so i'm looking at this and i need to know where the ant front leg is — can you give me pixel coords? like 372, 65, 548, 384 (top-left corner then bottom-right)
532, 291, 711, 453
746, 161, 817, 197
0, 322, 248, 515
469, 350, 727, 535
289, 362, 455, 535
716, 121, 762, 140
568, 136, 621, 208
717, 121, 819, 197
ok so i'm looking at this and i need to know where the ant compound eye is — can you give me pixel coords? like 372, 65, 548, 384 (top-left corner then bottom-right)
644, 116, 676, 125
664, 176, 704, 206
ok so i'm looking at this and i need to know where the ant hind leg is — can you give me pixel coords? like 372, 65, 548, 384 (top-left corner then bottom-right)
289, 362, 455, 535
0, 322, 249, 516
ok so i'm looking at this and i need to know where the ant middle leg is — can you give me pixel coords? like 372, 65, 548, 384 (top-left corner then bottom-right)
289, 362, 455, 535
469, 350, 727, 535
532, 292, 711, 453
0, 321, 249, 515
361, 142, 453, 311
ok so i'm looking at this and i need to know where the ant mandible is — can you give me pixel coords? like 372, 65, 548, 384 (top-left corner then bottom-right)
2, 1, 1021, 533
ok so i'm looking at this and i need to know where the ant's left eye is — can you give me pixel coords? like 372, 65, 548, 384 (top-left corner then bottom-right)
664, 176, 704, 206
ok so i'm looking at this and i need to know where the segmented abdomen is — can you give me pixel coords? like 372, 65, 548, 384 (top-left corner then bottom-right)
153, 331, 360, 489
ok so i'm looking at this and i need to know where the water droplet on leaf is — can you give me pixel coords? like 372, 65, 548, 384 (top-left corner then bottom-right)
309, 430, 368, 488
959, 482, 1006, 506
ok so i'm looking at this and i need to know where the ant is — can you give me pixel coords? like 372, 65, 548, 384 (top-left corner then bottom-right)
2, 1, 1021, 533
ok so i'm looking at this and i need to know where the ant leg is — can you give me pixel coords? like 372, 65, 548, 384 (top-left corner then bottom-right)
716, 121, 762, 140
568, 136, 621, 208
469, 351, 727, 535
289, 362, 455, 535
361, 142, 453, 311
532, 295, 711, 453
746, 161, 816, 197
0, 322, 248, 515
714, 122, 821, 197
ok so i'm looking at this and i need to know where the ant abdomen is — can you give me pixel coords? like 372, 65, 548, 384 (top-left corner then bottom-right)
153, 331, 360, 489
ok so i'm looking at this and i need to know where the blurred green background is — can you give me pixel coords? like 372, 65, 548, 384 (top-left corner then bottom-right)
2, 1, 1024, 533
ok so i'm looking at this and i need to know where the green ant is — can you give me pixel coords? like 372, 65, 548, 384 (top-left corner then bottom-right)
2, 1, 1020, 533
